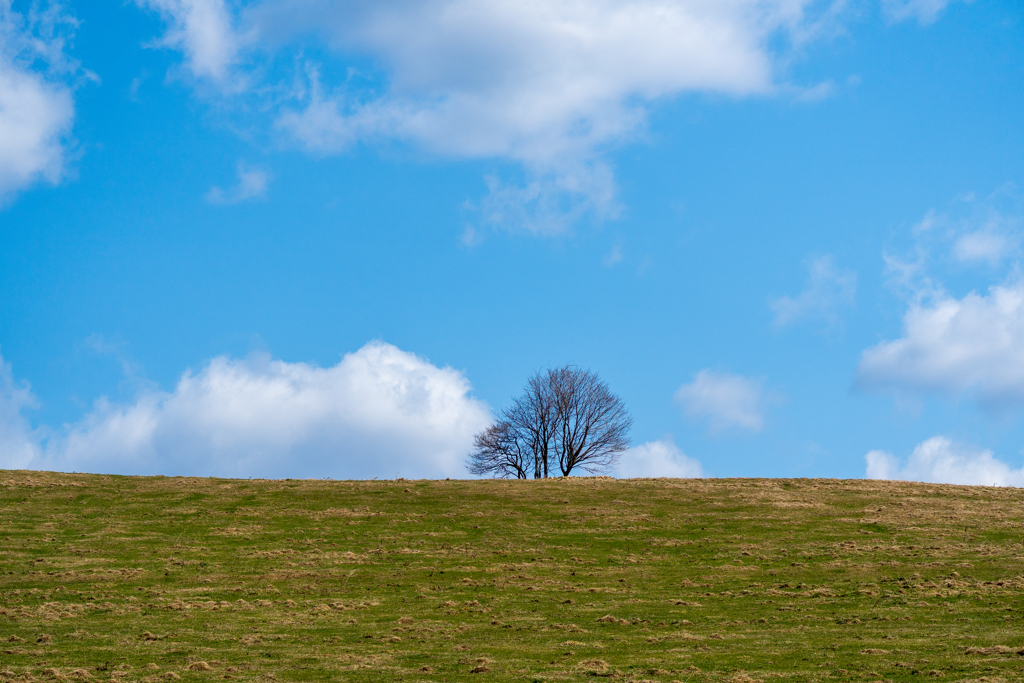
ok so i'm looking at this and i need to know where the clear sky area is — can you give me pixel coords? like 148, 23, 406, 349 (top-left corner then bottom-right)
2, 0, 1024, 483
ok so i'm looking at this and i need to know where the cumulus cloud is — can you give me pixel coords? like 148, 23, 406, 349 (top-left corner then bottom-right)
206, 162, 270, 204
866, 436, 1024, 487
19, 341, 490, 479
675, 369, 771, 432
770, 255, 856, 328
0, 353, 41, 469
613, 438, 703, 478
0, 1, 81, 203
857, 282, 1024, 408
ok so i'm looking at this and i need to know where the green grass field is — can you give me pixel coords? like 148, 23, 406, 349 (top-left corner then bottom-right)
1, 471, 1023, 683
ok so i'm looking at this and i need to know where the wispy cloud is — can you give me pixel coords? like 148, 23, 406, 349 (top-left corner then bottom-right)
460, 225, 483, 248
473, 165, 621, 233
136, 0, 246, 88
675, 369, 774, 433
770, 255, 856, 328
885, 189, 1024, 291
603, 243, 625, 267
206, 162, 270, 204
953, 230, 1016, 267
866, 436, 1024, 486
0, 353, 41, 470
791, 79, 835, 102
881, 0, 960, 25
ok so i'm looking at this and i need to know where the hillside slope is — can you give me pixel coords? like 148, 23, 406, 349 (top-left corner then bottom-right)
1, 473, 1023, 682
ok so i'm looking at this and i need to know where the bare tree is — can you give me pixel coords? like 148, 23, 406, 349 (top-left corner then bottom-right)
467, 366, 632, 478
508, 372, 558, 478
467, 420, 530, 479
547, 366, 632, 475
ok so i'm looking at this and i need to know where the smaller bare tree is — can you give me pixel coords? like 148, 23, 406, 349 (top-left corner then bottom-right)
467, 420, 530, 479
508, 372, 558, 478
467, 365, 631, 478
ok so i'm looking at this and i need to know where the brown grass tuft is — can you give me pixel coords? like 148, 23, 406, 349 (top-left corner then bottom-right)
576, 658, 610, 675
962, 646, 1024, 656
469, 658, 492, 674
728, 673, 762, 683
595, 615, 629, 625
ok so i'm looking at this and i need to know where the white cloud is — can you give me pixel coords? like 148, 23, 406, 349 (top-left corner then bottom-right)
614, 437, 703, 478
475, 165, 620, 233
953, 230, 1014, 266
206, 162, 270, 204
266, 0, 800, 162
770, 255, 856, 328
889, 189, 1024, 285
22, 341, 491, 479
857, 281, 1024, 408
0, 61, 73, 198
0, 353, 41, 469
141, 0, 857, 226
0, 2, 80, 203
865, 190, 1024, 409
138, 0, 243, 86
675, 369, 770, 432
866, 436, 1024, 487
881, 0, 957, 24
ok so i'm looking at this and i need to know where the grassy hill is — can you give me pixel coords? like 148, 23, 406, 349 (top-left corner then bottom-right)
1, 472, 1023, 683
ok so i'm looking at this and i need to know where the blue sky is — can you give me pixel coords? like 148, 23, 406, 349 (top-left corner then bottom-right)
2, 0, 1024, 483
